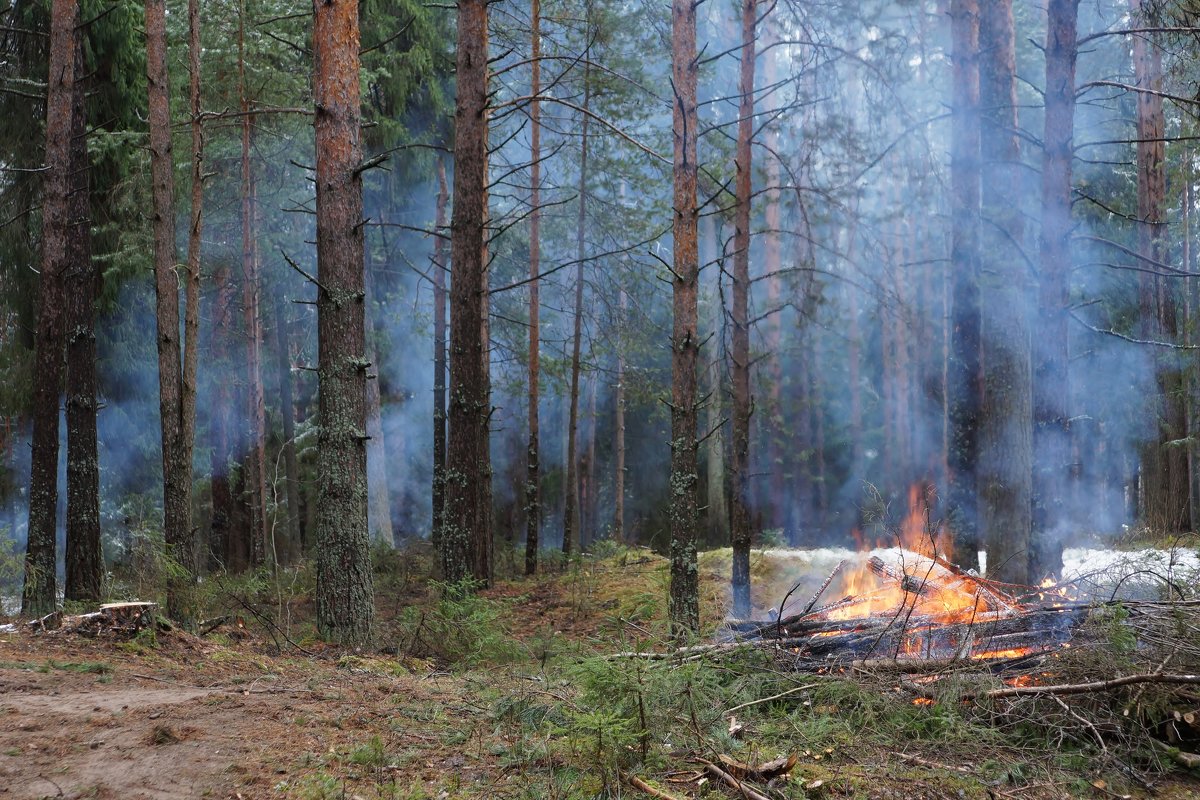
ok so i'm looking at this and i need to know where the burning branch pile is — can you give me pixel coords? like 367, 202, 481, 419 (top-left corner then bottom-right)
728, 548, 1086, 672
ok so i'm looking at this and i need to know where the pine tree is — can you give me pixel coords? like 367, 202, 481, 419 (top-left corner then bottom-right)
313, 0, 374, 645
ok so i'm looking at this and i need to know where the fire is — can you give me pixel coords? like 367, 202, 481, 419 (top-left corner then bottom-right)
972, 646, 1039, 660
820, 486, 999, 627
752, 482, 1078, 666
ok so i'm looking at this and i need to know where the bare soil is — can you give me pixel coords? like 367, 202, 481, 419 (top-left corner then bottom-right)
0, 629, 503, 799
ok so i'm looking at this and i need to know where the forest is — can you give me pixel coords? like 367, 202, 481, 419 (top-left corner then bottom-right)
3, 0, 1200, 797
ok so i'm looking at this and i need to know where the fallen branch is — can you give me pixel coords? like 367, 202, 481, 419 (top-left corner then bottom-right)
1151, 738, 1200, 770
696, 758, 772, 800
796, 559, 845, 619
723, 683, 820, 715
983, 673, 1200, 700
622, 771, 686, 800
892, 751, 972, 774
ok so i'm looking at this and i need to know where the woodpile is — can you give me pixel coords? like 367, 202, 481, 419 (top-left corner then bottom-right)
27, 602, 158, 637
726, 550, 1085, 670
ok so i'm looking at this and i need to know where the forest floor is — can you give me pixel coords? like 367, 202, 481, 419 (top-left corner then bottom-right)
0, 545, 1199, 799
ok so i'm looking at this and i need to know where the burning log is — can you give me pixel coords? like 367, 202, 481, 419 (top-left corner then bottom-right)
783, 606, 1085, 665
866, 555, 922, 592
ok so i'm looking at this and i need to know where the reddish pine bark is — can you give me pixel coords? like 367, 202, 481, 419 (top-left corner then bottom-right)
239, 6, 267, 566
313, 0, 374, 644
668, 0, 700, 636
729, 0, 756, 619
146, 0, 197, 621
442, 0, 491, 587
1130, 0, 1189, 533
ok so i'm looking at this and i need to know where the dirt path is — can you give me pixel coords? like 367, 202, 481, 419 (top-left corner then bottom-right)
0, 632, 502, 799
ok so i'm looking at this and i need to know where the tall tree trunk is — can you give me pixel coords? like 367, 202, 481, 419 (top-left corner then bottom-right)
1131, 0, 1188, 533
364, 232, 393, 544
272, 289, 302, 559
978, 0, 1033, 585
585, 376, 597, 544
181, 0, 203, 569
476, 195, 493, 584
729, 0, 755, 619
1186, 154, 1198, 532
432, 157, 449, 556
524, 0, 542, 576
701, 216, 727, 550
147, 0, 196, 622
946, 0, 982, 568
239, 6, 267, 567
614, 287, 627, 542
209, 258, 238, 569
313, 0, 373, 644
760, 38, 784, 533
64, 21, 100, 604
442, 0, 490, 587
23, 0, 78, 615
1032, 0, 1079, 579
563, 63, 590, 557
811, 335, 828, 523
210, 255, 240, 568
668, 0, 700, 637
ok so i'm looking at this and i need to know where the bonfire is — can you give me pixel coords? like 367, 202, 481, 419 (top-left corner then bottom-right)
727, 485, 1086, 673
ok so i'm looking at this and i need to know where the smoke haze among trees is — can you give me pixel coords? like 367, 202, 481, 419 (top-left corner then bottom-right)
1, 0, 1199, 635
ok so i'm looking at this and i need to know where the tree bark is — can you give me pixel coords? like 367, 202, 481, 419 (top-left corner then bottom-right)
313, 0, 374, 644
180, 0, 202, 569
668, 0, 700, 637
946, 0, 982, 568
978, 0, 1033, 585
146, 0, 196, 622
209, 259, 238, 570
1130, 0, 1189, 533
729, 0, 756, 620
614, 287, 627, 542
760, 37, 783, 534
585, 375, 598, 545
701, 216, 727, 550
1032, 0, 1079, 580
64, 18, 101, 604
23, 0, 78, 616
239, 6, 267, 568
442, 0, 491, 587
364, 230, 393, 544
524, 0, 542, 575
272, 289, 302, 560
563, 63, 590, 557
432, 157, 449, 557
